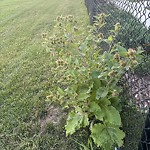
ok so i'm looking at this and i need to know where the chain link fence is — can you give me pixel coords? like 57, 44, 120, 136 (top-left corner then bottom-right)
85, 0, 150, 149
120, 54, 150, 149
85, 0, 150, 50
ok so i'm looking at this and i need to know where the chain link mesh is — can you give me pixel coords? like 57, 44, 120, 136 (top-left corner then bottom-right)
120, 55, 150, 149
85, 0, 150, 149
85, 0, 150, 50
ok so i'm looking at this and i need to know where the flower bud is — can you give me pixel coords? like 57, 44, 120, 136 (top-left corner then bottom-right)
112, 90, 119, 97
98, 13, 105, 24
66, 75, 72, 80
46, 95, 53, 100
108, 70, 116, 77
56, 16, 61, 21
119, 60, 127, 67
113, 53, 120, 61
127, 48, 136, 56
41, 33, 47, 38
98, 33, 104, 39
132, 60, 138, 66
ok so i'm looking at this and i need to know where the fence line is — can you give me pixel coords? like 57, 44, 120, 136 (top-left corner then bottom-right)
85, 0, 150, 51
85, 1, 150, 149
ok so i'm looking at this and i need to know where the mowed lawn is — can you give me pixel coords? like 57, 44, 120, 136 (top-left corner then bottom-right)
0, 0, 88, 149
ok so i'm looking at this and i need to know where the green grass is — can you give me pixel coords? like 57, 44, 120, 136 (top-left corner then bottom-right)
0, 0, 88, 149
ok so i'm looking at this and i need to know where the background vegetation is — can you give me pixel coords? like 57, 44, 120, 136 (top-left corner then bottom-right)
0, 0, 148, 149
0, 0, 89, 149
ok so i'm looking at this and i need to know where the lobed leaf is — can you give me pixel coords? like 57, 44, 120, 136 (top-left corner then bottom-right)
91, 123, 125, 149
96, 87, 108, 99
65, 110, 89, 136
89, 101, 104, 121
103, 106, 121, 126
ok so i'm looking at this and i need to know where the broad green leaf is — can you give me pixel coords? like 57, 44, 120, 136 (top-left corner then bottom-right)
103, 106, 121, 126
109, 97, 121, 111
78, 92, 90, 101
91, 123, 125, 149
65, 111, 82, 135
103, 51, 112, 61
91, 123, 112, 148
102, 51, 114, 67
115, 44, 127, 56
65, 111, 89, 136
99, 98, 111, 106
89, 102, 101, 112
82, 113, 89, 127
110, 127, 125, 147
91, 71, 100, 79
92, 78, 101, 91
78, 85, 90, 94
89, 101, 104, 121
77, 85, 91, 101
96, 87, 108, 99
